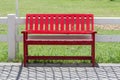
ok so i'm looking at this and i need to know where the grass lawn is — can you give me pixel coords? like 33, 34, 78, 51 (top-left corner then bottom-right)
1, 42, 120, 63
0, 0, 120, 17
0, 0, 120, 63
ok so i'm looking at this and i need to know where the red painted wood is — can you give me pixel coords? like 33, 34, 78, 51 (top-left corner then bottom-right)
30, 16, 33, 31
23, 32, 28, 67
91, 33, 95, 67
28, 56, 92, 60
76, 16, 79, 31
60, 16, 64, 31
50, 16, 54, 31
23, 14, 96, 67
66, 16, 69, 31
35, 15, 38, 31
86, 16, 90, 31
45, 15, 49, 31
71, 16, 74, 31
40, 15, 44, 31
26, 40, 92, 45
26, 31, 96, 34
81, 16, 85, 31
26, 14, 94, 33
55, 15, 59, 31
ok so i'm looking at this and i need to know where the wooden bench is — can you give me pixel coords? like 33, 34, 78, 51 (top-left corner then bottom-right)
22, 14, 97, 67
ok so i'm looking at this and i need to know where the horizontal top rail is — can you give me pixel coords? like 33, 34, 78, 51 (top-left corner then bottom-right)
0, 16, 120, 24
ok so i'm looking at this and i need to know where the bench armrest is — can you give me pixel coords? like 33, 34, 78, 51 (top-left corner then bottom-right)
78, 31, 97, 34
21, 31, 28, 40
21, 31, 28, 34
91, 31, 97, 34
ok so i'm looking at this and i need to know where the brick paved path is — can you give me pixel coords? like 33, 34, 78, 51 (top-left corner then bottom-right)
0, 63, 120, 80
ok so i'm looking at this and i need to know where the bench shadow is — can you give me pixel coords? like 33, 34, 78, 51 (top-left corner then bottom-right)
15, 63, 99, 80
15, 63, 23, 80
27, 63, 99, 67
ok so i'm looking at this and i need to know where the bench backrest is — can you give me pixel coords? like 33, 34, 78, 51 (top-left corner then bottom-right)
26, 14, 94, 34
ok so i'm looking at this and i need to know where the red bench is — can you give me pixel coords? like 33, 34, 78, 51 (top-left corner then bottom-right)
22, 14, 97, 67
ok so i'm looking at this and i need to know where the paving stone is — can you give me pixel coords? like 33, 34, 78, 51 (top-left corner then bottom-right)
87, 72, 97, 78
112, 66, 120, 72
97, 72, 108, 78
80, 78, 88, 80
46, 72, 54, 77
81, 78, 98, 80
70, 72, 79, 78
54, 72, 62, 77
7, 77, 16, 80
85, 67, 95, 72
69, 67, 76, 72
116, 72, 120, 78
46, 78, 54, 80
77, 72, 87, 78
0, 76, 7, 80
62, 72, 70, 77
44, 67, 52, 72
76, 67, 86, 72
36, 67, 44, 72
52, 67, 61, 72
60, 67, 69, 72
104, 66, 113, 72
36, 78, 46, 80
28, 77, 37, 80
71, 78, 80, 80
36, 72, 45, 77
108, 78, 118, 80
55, 78, 63, 80
63, 77, 71, 80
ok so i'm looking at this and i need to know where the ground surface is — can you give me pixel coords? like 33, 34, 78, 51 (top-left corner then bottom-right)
0, 63, 120, 80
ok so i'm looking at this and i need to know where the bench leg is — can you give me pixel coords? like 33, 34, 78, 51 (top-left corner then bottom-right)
91, 43, 95, 67
24, 43, 28, 67
26, 45, 28, 63
91, 33, 96, 67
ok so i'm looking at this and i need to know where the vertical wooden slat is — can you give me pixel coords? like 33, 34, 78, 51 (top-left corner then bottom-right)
60, 15, 64, 31
71, 15, 74, 31
40, 15, 44, 31
86, 15, 90, 31
55, 15, 59, 31
30, 16, 33, 31
76, 16, 79, 31
35, 15, 38, 31
50, 15, 54, 31
66, 16, 69, 31
45, 15, 48, 31
81, 16, 85, 31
